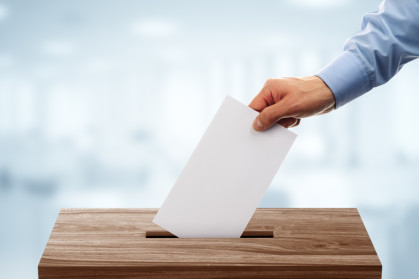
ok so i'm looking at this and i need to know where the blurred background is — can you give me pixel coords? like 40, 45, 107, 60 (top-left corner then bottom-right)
0, 0, 418, 278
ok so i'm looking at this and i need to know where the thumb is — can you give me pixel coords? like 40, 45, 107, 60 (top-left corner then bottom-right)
253, 102, 287, 131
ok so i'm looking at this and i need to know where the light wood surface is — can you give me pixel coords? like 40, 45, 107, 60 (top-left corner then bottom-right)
38, 208, 381, 278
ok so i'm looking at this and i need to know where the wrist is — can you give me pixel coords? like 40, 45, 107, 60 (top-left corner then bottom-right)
306, 76, 336, 113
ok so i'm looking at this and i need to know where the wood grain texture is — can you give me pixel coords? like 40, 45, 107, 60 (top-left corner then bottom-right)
38, 208, 382, 278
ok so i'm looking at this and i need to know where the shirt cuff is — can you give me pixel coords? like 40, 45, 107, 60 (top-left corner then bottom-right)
316, 50, 372, 109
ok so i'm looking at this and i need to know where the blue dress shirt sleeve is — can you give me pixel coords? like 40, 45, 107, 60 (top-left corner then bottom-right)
317, 0, 419, 108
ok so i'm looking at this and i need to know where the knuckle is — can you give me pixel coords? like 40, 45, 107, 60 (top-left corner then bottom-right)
291, 118, 299, 127
264, 78, 278, 87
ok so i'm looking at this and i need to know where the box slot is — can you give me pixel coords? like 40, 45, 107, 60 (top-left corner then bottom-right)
145, 230, 274, 238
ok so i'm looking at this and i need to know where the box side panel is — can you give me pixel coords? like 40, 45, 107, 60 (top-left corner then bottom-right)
39, 265, 382, 279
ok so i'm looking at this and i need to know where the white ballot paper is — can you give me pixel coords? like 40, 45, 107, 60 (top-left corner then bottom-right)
153, 96, 297, 238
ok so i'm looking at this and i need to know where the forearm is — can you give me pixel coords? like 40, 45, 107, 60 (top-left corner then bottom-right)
317, 0, 419, 108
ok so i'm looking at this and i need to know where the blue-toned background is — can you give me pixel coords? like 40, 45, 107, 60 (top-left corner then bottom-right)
1, 0, 418, 278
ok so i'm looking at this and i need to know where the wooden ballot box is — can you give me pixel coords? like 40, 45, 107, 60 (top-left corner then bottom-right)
38, 208, 381, 278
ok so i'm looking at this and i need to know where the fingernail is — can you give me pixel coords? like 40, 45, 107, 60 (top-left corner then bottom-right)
253, 118, 263, 131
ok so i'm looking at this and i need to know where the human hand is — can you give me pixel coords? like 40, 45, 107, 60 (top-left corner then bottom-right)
249, 76, 336, 131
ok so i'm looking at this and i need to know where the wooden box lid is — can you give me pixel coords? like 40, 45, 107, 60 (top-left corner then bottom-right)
38, 208, 381, 278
